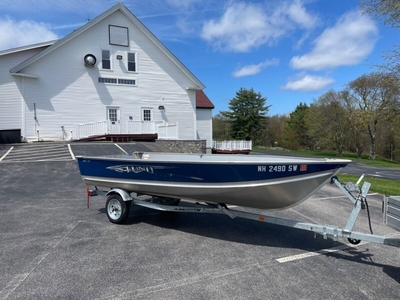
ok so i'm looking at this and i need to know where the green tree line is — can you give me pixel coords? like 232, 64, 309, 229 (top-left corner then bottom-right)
214, 72, 400, 161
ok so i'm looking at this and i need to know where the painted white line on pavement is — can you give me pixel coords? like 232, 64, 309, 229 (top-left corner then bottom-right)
0, 146, 14, 161
276, 242, 368, 263
115, 143, 128, 154
0, 221, 81, 299
68, 144, 76, 160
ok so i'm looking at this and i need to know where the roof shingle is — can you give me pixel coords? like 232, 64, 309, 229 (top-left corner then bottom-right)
196, 90, 214, 109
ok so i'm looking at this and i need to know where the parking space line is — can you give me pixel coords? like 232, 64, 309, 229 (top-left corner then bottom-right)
114, 143, 128, 154
0, 146, 14, 161
95, 260, 276, 300
276, 242, 368, 263
0, 221, 81, 299
67, 144, 76, 160
1, 159, 75, 164
1, 144, 74, 162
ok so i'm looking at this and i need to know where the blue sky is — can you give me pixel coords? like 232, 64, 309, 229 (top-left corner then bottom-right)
1, 0, 398, 116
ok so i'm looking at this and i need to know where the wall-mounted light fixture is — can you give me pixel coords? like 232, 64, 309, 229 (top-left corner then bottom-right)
84, 54, 97, 67
158, 105, 165, 110
116, 55, 123, 60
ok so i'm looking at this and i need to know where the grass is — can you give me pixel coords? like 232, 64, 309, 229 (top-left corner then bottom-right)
337, 173, 400, 196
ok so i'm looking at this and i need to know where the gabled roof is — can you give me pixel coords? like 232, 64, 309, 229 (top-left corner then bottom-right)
9, 2, 205, 89
196, 90, 214, 109
0, 40, 57, 57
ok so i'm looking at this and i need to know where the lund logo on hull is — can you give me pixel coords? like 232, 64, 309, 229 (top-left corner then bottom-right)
107, 165, 154, 174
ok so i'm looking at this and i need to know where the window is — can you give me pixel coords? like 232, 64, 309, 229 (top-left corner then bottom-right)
143, 109, 151, 121
128, 52, 136, 72
98, 77, 136, 86
108, 108, 118, 122
102, 50, 111, 69
98, 77, 117, 84
118, 79, 136, 85
109, 25, 129, 47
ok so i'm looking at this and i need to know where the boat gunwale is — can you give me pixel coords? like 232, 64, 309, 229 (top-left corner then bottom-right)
75, 153, 351, 165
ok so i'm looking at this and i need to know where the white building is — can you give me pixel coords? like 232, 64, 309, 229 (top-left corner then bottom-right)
0, 2, 214, 147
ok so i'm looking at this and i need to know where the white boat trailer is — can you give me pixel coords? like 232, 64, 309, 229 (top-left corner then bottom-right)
86, 174, 400, 248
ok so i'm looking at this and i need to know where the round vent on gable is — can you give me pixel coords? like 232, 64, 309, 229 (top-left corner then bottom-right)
84, 54, 97, 67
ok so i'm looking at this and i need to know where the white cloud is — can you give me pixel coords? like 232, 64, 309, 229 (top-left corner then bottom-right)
287, 0, 318, 29
51, 22, 85, 31
201, 0, 318, 52
294, 32, 310, 49
0, 17, 58, 51
201, 2, 271, 52
282, 72, 334, 91
290, 10, 378, 70
232, 59, 279, 77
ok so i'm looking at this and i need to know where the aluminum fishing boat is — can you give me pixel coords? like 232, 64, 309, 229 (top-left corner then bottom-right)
77, 153, 400, 249
76, 152, 350, 210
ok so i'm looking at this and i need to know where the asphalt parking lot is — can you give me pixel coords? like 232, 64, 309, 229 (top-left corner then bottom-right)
0, 142, 399, 299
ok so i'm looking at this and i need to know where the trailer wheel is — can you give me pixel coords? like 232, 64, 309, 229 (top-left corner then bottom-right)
106, 194, 130, 224
348, 238, 361, 245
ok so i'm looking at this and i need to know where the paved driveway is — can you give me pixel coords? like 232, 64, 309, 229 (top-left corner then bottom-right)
343, 162, 400, 180
0, 143, 399, 299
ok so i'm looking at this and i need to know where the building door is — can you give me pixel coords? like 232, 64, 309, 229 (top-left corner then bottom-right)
107, 107, 120, 134
141, 108, 153, 133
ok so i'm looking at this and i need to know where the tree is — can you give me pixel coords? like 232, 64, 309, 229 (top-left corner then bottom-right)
221, 88, 270, 145
212, 113, 230, 141
267, 114, 289, 147
376, 115, 400, 161
359, 0, 400, 29
390, 113, 400, 161
307, 90, 348, 156
346, 72, 400, 159
282, 103, 311, 150
360, 0, 400, 80
359, 2, 400, 160
340, 90, 369, 158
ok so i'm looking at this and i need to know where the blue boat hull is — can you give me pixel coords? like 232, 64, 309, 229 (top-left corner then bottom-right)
77, 153, 349, 210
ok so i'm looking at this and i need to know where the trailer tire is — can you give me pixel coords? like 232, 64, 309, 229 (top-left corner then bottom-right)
348, 238, 361, 245
106, 194, 130, 224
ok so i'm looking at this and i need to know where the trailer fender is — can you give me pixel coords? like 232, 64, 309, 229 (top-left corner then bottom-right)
106, 189, 133, 202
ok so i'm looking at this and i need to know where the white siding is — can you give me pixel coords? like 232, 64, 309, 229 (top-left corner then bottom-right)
196, 108, 213, 148
0, 48, 47, 134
